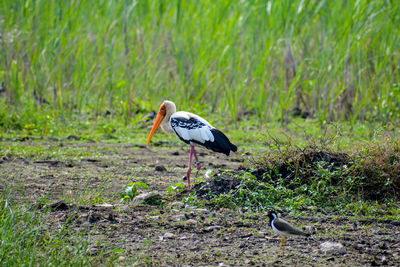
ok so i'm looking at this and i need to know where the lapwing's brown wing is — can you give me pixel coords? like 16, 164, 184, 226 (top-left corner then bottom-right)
274, 218, 307, 236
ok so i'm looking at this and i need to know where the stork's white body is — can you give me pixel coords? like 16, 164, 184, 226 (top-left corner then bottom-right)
169, 112, 215, 146
147, 100, 237, 189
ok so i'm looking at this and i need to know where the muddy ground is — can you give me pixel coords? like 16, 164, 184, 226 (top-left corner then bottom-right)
1, 140, 399, 266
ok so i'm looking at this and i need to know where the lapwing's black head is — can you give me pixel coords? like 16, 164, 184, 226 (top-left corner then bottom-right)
266, 211, 278, 219
265, 211, 278, 226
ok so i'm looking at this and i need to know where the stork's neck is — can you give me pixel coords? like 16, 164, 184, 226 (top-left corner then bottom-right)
160, 113, 174, 133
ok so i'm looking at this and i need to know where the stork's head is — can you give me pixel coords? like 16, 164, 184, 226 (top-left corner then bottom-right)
147, 100, 176, 145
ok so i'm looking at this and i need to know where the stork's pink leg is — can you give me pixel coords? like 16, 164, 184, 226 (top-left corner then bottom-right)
186, 145, 194, 189
192, 147, 202, 177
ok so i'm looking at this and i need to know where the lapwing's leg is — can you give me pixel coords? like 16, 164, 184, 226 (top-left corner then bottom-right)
279, 236, 283, 256
192, 146, 202, 177
282, 236, 286, 256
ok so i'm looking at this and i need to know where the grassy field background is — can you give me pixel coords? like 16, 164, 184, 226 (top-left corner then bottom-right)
1, 0, 400, 265
1, 0, 400, 135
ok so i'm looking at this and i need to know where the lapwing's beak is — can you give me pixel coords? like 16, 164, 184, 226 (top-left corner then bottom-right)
147, 104, 166, 145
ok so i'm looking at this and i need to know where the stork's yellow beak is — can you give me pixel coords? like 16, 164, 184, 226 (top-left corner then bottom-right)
147, 104, 166, 145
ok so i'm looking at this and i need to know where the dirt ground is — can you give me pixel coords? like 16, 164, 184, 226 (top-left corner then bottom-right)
1, 140, 399, 266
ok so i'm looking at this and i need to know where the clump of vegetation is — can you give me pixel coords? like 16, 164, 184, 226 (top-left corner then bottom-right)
194, 141, 400, 213
350, 140, 400, 200
252, 146, 350, 187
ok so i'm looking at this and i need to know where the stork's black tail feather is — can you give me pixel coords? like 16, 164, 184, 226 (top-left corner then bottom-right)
200, 129, 237, 156
230, 142, 238, 153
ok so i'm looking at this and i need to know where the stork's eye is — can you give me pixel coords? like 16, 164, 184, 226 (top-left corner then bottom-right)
160, 105, 166, 113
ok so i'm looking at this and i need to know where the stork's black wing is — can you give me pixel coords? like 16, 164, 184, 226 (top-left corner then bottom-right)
170, 116, 237, 156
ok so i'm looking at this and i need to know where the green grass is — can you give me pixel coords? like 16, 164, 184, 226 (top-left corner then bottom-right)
0, 0, 399, 133
0, 141, 103, 161
0, 190, 92, 266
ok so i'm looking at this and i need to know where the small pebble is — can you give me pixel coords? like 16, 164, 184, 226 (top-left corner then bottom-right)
320, 241, 346, 255
155, 165, 167, 172
163, 232, 175, 238
186, 219, 199, 226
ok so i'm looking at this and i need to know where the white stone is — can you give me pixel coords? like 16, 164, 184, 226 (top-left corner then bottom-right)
132, 192, 160, 204
171, 214, 186, 221
186, 219, 199, 226
170, 201, 185, 208
320, 241, 346, 255
163, 232, 175, 238
94, 203, 114, 208
204, 226, 222, 232
194, 208, 210, 213
304, 225, 313, 232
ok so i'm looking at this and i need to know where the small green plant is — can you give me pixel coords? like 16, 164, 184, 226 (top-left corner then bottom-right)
120, 182, 150, 202
183, 192, 198, 205
167, 183, 185, 196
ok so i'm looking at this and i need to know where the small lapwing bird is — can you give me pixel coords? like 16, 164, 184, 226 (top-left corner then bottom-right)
266, 211, 310, 256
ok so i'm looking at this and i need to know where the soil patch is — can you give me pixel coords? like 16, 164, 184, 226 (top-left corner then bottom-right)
40, 201, 400, 266
192, 171, 242, 198
1, 141, 399, 265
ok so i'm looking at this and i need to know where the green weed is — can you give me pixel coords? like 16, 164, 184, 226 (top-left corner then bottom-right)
167, 182, 186, 196
120, 182, 150, 202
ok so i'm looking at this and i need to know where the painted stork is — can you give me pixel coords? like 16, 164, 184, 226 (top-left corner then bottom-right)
147, 100, 237, 189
